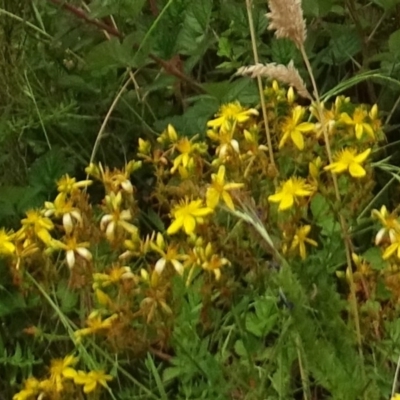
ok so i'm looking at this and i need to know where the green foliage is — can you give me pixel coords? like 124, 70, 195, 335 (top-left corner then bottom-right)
2, 0, 400, 399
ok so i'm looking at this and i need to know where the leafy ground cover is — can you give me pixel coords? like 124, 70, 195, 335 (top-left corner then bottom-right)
3, 0, 400, 399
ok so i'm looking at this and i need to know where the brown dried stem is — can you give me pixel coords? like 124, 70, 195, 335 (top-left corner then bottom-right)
245, 0, 275, 168
47, 0, 206, 94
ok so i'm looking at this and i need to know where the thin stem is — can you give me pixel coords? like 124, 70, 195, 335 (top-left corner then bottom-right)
300, 44, 364, 365
295, 335, 311, 400
386, 94, 400, 126
88, 73, 131, 167
0, 8, 52, 39
391, 353, 400, 398
366, 10, 387, 44
245, 0, 276, 168
23, 71, 52, 150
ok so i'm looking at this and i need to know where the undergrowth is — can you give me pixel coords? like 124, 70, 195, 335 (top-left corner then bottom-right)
2, 0, 400, 399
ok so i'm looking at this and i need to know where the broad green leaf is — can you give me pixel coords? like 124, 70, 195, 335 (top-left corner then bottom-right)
322, 24, 362, 65
86, 37, 134, 72
362, 247, 388, 271
302, 0, 334, 17
221, 78, 259, 105
177, 0, 213, 56
311, 193, 331, 221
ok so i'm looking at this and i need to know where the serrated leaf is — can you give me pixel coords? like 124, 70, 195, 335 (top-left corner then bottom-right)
221, 78, 259, 105
56, 281, 78, 313
322, 25, 362, 65
177, 0, 212, 56
245, 297, 278, 337
270, 38, 298, 64
28, 147, 75, 191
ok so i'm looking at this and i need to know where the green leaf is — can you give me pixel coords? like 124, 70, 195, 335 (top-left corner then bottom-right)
322, 25, 362, 65
86, 37, 134, 72
270, 38, 298, 65
302, 0, 334, 17
177, 0, 213, 56
362, 247, 388, 271
389, 29, 400, 58
217, 37, 233, 59
311, 194, 332, 224
28, 147, 75, 192
245, 296, 278, 337
56, 281, 78, 313
0, 289, 26, 318
221, 78, 259, 105
163, 366, 182, 382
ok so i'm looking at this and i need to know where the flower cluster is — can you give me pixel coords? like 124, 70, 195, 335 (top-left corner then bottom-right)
13, 354, 112, 399
3, 81, 388, 399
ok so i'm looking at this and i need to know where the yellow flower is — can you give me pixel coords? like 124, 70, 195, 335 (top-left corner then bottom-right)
21, 210, 54, 245
150, 232, 188, 275
157, 124, 178, 144
340, 107, 375, 140
138, 138, 151, 155
207, 101, 259, 132
0, 228, 16, 256
57, 174, 92, 194
167, 197, 213, 235
171, 137, 198, 173
73, 370, 113, 393
49, 354, 78, 392
44, 193, 82, 235
391, 394, 400, 400
93, 266, 134, 288
309, 156, 322, 182
382, 231, 400, 260
372, 205, 400, 245
206, 165, 244, 210
100, 191, 138, 241
279, 106, 315, 150
85, 161, 139, 194
13, 377, 40, 400
324, 148, 371, 178
351, 253, 373, 279
74, 311, 118, 339
290, 225, 318, 260
268, 177, 314, 211
49, 237, 92, 269
200, 242, 230, 280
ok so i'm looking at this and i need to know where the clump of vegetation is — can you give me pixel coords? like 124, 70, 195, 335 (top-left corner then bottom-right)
3, 0, 400, 399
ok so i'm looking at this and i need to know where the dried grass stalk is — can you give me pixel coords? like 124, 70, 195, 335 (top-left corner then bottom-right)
237, 61, 311, 100
266, 0, 306, 49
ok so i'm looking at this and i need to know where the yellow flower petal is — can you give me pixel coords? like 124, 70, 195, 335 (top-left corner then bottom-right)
183, 215, 196, 235
291, 130, 304, 150
279, 194, 294, 210
349, 163, 366, 178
